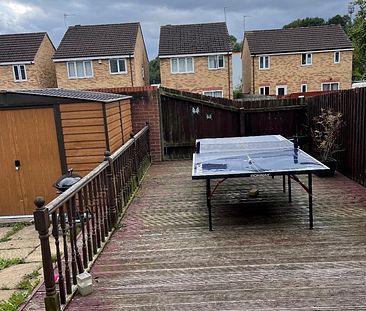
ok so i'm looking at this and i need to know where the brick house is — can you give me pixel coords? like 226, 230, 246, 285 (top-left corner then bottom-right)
159, 22, 233, 99
242, 25, 353, 96
53, 22, 149, 89
0, 32, 57, 89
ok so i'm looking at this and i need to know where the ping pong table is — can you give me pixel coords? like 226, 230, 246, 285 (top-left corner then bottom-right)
192, 135, 329, 231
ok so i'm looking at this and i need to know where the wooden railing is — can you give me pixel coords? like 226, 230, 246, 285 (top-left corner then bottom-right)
33, 125, 151, 310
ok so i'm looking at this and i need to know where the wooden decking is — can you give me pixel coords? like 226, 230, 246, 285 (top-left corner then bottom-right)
66, 161, 366, 310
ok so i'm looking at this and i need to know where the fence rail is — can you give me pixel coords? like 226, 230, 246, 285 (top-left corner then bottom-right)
33, 125, 151, 310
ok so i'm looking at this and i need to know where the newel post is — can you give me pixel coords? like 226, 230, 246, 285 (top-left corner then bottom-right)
105, 151, 117, 227
33, 197, 61, 311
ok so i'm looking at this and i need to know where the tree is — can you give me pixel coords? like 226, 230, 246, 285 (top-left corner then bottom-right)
283, 17, 325, 29
149, 57, 160, 84
348, 0, 366, 80
327, 14, 351, 30
230, 35, 242, 52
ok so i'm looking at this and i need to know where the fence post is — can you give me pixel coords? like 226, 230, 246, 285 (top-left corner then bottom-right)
239, 108, 246, 136
104, 151, 117, 227
33, 197, 61, 311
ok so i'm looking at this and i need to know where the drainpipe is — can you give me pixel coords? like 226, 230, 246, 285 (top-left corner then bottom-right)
252, 55, 255, 95
129, 55, 134, 87
227, 52, 231, 99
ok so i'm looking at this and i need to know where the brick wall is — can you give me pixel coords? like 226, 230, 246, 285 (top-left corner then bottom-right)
243, 41, 353, 95
92, 86, 162, 162
34, 35, 57, 88
160, 54, 232, 98
132, 27, 150, 86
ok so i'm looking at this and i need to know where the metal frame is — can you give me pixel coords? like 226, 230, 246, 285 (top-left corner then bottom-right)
204, 171, 314, 231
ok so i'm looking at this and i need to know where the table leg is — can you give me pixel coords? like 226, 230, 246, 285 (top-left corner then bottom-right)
206, 179, 212, 231
288, 175, 292, 202
283, 175, 286, 193
308, 173, 313, 229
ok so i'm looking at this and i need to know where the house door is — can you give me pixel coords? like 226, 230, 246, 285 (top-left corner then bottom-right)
0, 108, 61, 216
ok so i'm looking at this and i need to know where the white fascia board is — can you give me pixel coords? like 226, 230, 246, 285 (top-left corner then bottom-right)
251, 48, 354, 57
0, 61, 33, 65
53, 55, 134, 63
159, 52, 232, 59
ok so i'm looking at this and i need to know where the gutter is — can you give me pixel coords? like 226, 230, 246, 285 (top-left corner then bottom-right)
227, 52, 231, 99
129, 55, 134, 87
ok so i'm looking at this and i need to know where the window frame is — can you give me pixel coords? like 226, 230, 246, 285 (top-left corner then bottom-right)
301, 53, 312, 66
170, 57, 194, 74
259, 86, 270, 95
13, 64, 27, 82
334, 51, 340, 64
202, 90, 224, 98
109, 58, 127, 75
208, 55, 225, 70
321, 82, 340, 91
67, 60, 94, 79
276, 85, 288, 96
259, 55, 270, 70
301, 84, 308, 93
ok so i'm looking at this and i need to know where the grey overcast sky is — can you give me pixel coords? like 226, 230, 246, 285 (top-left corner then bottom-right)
0, 0, 352, 59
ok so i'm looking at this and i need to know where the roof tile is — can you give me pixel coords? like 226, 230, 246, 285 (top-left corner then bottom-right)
246, 24, 353, 55
54, 23, 140, 59
159, 22, 232, 56
0, 32, 46, 63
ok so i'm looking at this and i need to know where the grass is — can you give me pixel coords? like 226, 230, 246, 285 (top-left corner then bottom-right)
0, 270, 40, 311
0, 222, 30, 243
0, 258, 25, 271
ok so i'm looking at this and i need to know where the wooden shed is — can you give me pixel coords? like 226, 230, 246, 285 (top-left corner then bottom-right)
0, 88, 132, 216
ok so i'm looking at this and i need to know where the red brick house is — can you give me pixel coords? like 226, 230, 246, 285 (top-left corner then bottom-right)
53, 22, 149, 89
0, 32, 57, 89
242, 25, 353, 95
159, 22, 233, 98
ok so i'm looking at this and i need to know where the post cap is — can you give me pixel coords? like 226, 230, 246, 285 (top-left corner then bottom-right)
34, 196, 45, 209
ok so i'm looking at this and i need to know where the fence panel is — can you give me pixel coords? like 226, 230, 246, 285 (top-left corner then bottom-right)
307, 88, 366, 186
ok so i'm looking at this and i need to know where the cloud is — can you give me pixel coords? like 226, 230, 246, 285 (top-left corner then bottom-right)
0, 0, 350, 59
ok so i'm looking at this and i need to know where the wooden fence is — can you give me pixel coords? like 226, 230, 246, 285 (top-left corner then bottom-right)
33, 126, 151, 310
307, 88, 366, 186
160, 88, 307, 159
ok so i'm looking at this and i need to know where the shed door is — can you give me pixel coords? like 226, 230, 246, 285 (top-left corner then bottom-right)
0, 111, 24, 215
0, 108, 61, 216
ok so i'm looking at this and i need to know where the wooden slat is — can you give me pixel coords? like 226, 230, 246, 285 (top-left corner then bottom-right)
61, 110, 103, 120
60, 103, 101, 112
106, 106, 120, 117
66, 148, 106, 157
63, 133, 106, 143
107, 113, 121, 124
64, 140, 106, 150
62, 125, 105, 135
67, 155, 104, 165
61, 118, 104, 127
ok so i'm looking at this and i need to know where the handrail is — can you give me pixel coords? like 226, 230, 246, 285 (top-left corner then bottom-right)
33, 124, 151, 311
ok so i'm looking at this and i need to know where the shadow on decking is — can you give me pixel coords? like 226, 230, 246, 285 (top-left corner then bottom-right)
62, 161, 366, 310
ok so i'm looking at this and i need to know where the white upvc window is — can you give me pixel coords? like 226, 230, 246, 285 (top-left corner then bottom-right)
109, 59, 127, 74
334, 51, 340, 64
259, 86, 270, 95
321, 82, 339, 91
208, 55, 224, 69
13, 64, 27, 82
259, 56, 270, 69
301, 84, 308, 93
171, 57, 194, 74
203, 90, 224, 98
67, 61, 93, 79
301, 53, 312, 65
276, 85, 288, 96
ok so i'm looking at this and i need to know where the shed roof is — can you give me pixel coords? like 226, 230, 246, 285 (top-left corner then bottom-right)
6, 88, 130, 103
53, 23, 140, 59
159, 22, 232, 56
245, 24, 353, 55
0, 32, 47, 63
